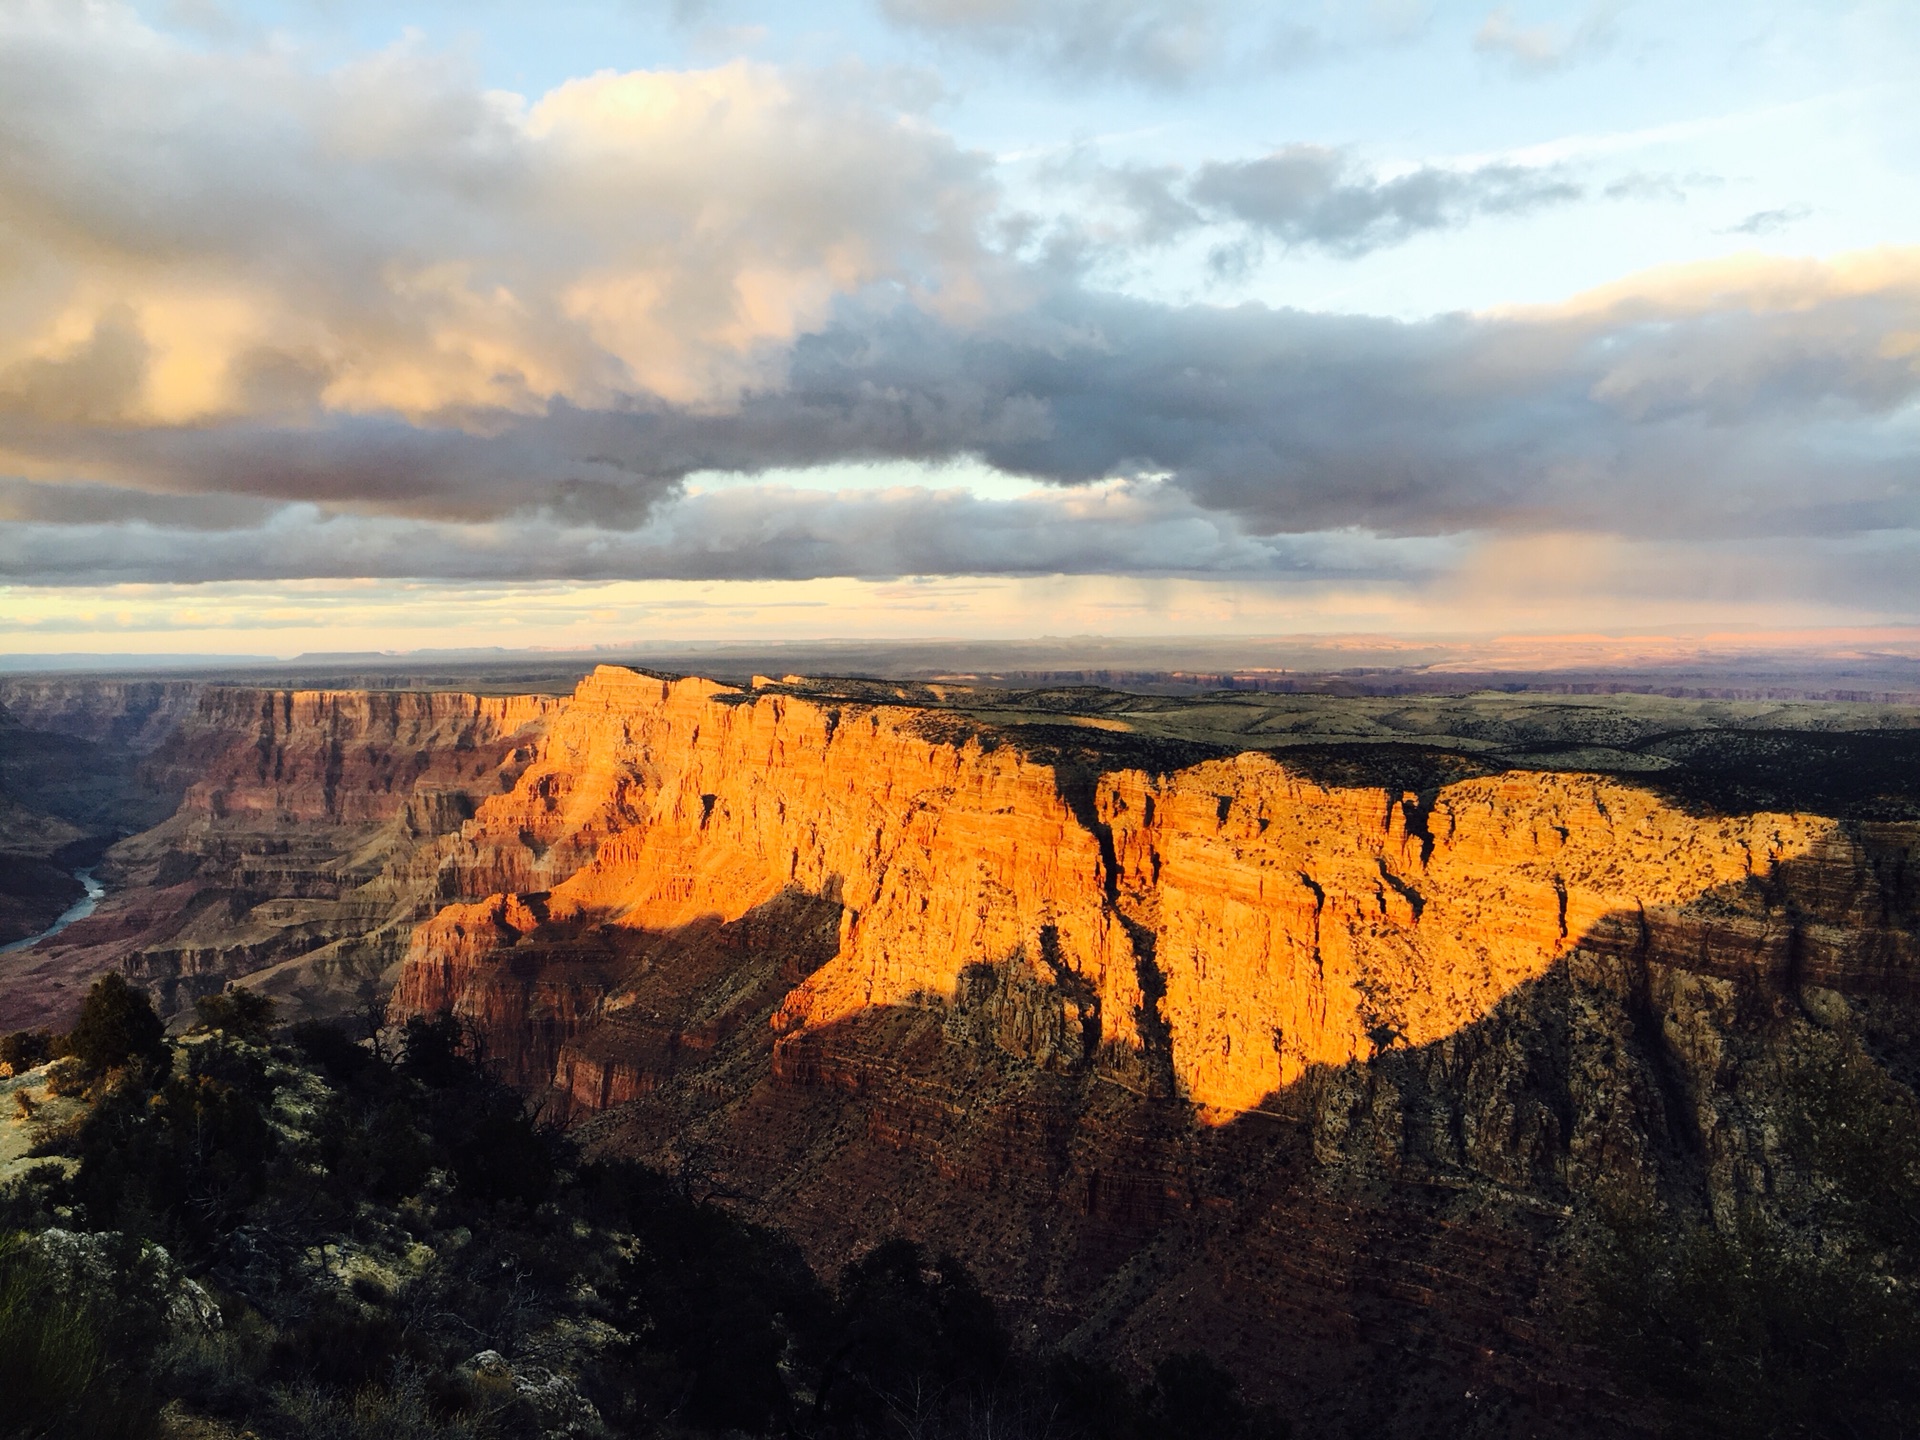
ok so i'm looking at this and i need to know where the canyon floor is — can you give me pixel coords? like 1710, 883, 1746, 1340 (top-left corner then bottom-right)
3, 666, 1919, 1438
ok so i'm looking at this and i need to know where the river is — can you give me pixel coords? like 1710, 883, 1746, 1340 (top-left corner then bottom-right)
0, 868, 106, 956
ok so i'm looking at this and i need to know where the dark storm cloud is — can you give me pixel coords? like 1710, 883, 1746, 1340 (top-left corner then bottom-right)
3, 2, 1919, 595
1185, 147, 1583, 254
0, 479, 1430, 583
14, 266, 1920, 581
733, 284, 1920, 540
0, 477, 279, 530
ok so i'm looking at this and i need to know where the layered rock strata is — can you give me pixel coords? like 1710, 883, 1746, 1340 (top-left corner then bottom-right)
0, 686, 554, 1030
6, 665, 1916, 1433
0, 677, 207, 752
388, 667, 1920, 1433
395, 667, 1857, 1114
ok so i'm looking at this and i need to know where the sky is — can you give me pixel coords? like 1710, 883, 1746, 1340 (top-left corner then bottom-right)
2, 0, 1918, 657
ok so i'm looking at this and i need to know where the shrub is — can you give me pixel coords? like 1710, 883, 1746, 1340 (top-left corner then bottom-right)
66, 974, 166, 1075
1585, 1205, 1920, 1438
194, 986, 278, 1043
1140, 1351, 1291, 1440
6, 1014, 1292, 1440
811, 1237, 1011, 1432
43, 1057, 89, 1098
0, 1030, 57, 1074
0, 1232, 154, 1439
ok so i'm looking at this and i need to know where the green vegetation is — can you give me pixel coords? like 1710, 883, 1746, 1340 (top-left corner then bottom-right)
194, 984, 280, 1044
66, 971, 167, 1075
0, 977, 1288, 1440
1586, 1208, 1920, 1439
0, 1027, 59, 1072
1582, 1037, 1920, 1439
0, 1232, 117, 1437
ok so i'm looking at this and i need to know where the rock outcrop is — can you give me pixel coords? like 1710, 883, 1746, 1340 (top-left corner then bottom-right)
0, 685, 555, 1030
0, 677, 206, 752
7, 665, 1918, 1434
384, 666, 1920, 1435
395, 668, 1867, 1115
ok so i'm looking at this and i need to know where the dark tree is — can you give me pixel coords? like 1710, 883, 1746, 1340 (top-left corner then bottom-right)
0, 1028, 57, 1072
194, 986, 278, 1042
66, 973, 166, 1075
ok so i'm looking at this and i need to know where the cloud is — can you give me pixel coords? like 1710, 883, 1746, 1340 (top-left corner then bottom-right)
1185, 146, 1583, 254
871, 0, 1431, 85
1045, 145, 1587, 258
741, 265, 1920, 542
875, 0, 1229, 85
3, 5, 1919, 610
1723, 203, 1813, 236
1473, 2, 1619, 76
12, 249, 1920, 569
1602, 170, 1718, 203
9, 488, 1920, 624
0, 477, 1446, 584
0, 1, 995, 440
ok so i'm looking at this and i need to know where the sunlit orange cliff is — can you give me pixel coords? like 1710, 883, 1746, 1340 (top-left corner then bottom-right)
9, 665, 1913, 1432
395, 666, 1854, 1116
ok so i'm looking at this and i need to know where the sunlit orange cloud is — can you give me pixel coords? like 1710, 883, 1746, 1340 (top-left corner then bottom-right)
1485, 245, 1920, 322
0, 46, 990, 432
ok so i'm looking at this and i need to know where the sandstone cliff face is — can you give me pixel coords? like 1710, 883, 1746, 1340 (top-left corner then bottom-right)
172, 686, 552, 825
0, 686, 555, 1030
387, 666, 1920, 1435
1102, 760, 1837, 1114
0, 678, 206, 752
396, 668, 1146, 1077
396, 668, 1856, 1117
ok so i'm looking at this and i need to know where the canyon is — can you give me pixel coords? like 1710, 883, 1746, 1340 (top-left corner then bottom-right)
4, 665, 1920, 1435
0, 677, 555, 1032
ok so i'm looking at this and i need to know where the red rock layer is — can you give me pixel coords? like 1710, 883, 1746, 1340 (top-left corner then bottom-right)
396, 667, 1869, 1115
385, 667, 1920, 1435
0, 686, 556, 1031
175, 687, 554, 824
394, 668, 1148, 1068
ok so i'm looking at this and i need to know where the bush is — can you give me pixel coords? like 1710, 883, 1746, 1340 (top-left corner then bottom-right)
0, 1232, 154, 1439
0, 1030, 58, 1074
3, 1015, 1291, 1440
1585, 1205, 1920, 1438
1139, 1352, 1290, 1440
42, 1057, 89, 1098
195, 986, 278, 1043
822, 1237, 1010, 1423
66, 974, 166, 1075
62, 1036, 280, 1257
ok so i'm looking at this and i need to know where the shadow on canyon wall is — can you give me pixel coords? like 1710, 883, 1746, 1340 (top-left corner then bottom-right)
442, 818, 1920, 1439
0, 704, 192, 945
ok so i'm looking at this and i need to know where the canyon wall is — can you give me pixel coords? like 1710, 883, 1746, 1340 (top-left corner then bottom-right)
0, 683, 203, 945
0, 685, 555, 1031
395, 667, 1862, 1115
6, 665, 1916, 1432
0, 677, 207, 752
384, 666, 1920, 1435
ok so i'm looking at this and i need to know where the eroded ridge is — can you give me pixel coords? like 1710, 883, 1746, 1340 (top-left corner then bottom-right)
394, 666, 1862, 1116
